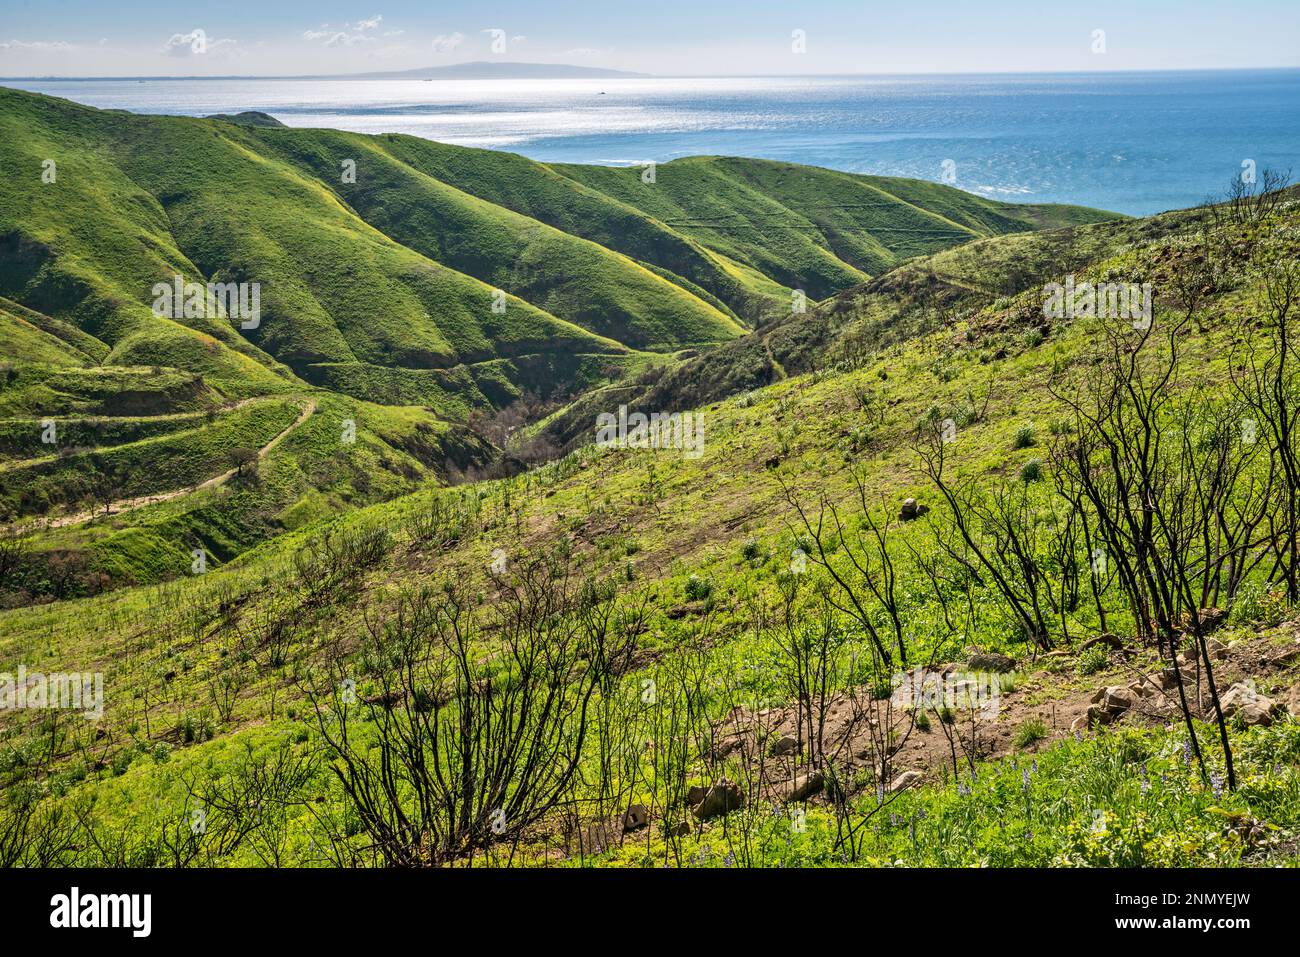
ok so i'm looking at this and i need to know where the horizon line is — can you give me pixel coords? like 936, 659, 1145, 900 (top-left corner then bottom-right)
4, 63, 1299, 82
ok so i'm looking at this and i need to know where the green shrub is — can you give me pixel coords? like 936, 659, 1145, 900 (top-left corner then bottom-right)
1078, 644, 1110, 675
684, 574, 713, 601
1013, 718, 1049, 748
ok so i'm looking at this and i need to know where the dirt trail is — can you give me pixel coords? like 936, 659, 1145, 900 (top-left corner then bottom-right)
18, 398, 317, 531
0, 398, 262, 475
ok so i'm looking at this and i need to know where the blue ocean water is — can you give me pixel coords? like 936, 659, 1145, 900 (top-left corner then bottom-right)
5, 70, 1298, 215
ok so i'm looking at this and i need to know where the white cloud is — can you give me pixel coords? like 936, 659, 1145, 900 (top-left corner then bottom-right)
303, 15, 385, 48
431, 32, 464, 54
0, 39, 74, 52
162, 30, 236, 58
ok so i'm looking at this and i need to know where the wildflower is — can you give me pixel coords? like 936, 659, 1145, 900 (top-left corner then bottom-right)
1211, 773, 1224, 801
1183, 739, 1193, 766
957, 782, 970, 797
1022, 768, 1031, 790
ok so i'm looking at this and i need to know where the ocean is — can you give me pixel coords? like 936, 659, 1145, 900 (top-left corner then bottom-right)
5, 69, 1298, 216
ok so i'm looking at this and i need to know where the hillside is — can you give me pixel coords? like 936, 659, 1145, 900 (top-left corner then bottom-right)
2, 139, 1299, 871
0, 85, 1116, 600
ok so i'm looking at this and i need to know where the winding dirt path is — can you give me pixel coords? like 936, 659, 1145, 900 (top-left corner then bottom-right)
18, 398, 317, 531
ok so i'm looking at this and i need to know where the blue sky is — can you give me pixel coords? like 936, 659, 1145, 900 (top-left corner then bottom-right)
1, 0, 1297, 77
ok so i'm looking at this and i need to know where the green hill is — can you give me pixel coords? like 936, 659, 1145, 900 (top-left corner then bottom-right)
2, 175, 1298, 870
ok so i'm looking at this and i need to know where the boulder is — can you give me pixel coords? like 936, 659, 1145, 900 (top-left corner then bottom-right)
899, 498, 930, 522
1196, 607, 1228, 632
1219, 683, 1279, 727
1127, 677, 1158, 699
713, 732, 747, 759
1082, 634, 1124, 652
788, 771, 825, 802
1158, 666, 1196, 690
1102, 686, 1138, 712
1090, 685, 1138, 723
1086, 704, 1111, 726
690, 779, 745, 820
888, 769, 923, 793
967, 651, 1017, 673
622, 803, 650, 833
770, 734, 799, 757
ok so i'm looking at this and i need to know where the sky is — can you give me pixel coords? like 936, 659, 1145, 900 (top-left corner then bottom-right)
1, 0, 1298, 77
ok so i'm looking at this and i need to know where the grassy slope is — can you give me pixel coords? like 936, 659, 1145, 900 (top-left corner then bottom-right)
1, 192, 1295, 868
553, 156, 1118, 299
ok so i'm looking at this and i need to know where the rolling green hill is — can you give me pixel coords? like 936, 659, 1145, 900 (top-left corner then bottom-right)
1, 175, 1298, 871
0, 85, 1118, 599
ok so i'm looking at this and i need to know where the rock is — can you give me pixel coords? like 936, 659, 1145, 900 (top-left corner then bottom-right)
1286, 684, 1300, 716
667, 819, 692, 837
1127, 678, 1157, 699
1090, 685, 1137, 723
1086, 704, 1112, 726
967, 651, 1017, 673
1158, 667, 1196, 690
1102, 686, 1138, 712
899, 498, 930, 522
713, 732, 747, 759
1082, 633, 1124, 652
1206, 637, 1229, 661
1268, 643, 1300, 667
1219, 683, 1279, 727
788, 770, 825, 802
690, 779, 745, 820
770, 734, 799, 757
622, 803, 650, 833
888, 770, 923, 793
1070, 713, 1091, 732
1196, 607, 1228, 632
